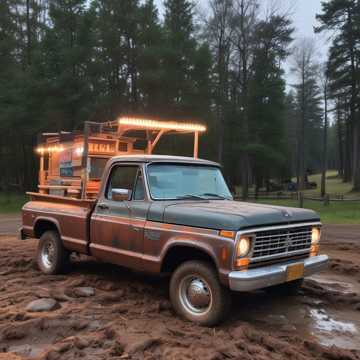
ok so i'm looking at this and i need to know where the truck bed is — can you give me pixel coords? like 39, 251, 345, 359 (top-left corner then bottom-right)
22, 192, 97, 254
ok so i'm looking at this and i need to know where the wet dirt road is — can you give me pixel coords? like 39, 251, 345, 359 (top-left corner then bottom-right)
0, 223, 359, 360
0, 214, 21, 236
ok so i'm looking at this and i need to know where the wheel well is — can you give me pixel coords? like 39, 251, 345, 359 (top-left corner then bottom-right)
161, 246, 217, 274
34, 220, 59, 239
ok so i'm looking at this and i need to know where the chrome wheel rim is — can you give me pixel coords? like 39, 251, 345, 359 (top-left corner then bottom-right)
179, 275, 212, 316
41, 240, 55, 269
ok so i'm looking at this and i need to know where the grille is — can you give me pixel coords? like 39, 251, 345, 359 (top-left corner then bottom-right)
251, 225, 312, 261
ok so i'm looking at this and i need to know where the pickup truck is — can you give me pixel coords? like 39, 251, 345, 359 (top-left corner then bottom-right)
21, 155, 329, 326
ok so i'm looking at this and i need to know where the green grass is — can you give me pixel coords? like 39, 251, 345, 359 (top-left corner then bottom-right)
0, 192, 29, 214
236, 170, 360, 198
254, 199, 360, 224
301, 170, 360, 197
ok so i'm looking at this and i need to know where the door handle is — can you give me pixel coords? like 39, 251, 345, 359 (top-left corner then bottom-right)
98, 203, 109, 210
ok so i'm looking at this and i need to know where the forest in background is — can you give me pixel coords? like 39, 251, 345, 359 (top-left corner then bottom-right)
0, 0, 359, 197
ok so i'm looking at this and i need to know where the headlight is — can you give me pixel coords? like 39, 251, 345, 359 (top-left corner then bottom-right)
311, 227, 321, 244
236, 236, 251, 258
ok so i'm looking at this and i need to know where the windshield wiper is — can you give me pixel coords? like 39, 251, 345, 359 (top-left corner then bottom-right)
200, 193, 227, 199
176, 194, 205, 200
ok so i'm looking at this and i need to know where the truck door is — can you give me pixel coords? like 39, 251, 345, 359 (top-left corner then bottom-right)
90, 164, 148, 270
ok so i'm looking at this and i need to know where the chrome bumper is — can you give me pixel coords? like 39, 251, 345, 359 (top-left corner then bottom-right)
228, 254, 329, 292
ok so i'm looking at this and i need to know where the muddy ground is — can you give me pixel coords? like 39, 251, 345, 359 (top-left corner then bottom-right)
0, 218, 360, 360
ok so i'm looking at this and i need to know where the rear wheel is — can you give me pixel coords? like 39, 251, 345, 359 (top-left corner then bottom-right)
37, 230, 70, 275
170, 261, 230, 326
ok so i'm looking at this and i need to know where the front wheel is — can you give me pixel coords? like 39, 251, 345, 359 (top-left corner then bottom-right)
37, 230, 70, 275
169, 261, 230, 326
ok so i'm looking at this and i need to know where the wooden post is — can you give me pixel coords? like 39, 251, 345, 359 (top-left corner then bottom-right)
299, 192, 304, 208
194, 131, 199, 158
81, 122, 90, 199
39, 153, 45, 193
146, 130, 152, 155
324, 194, 330, 206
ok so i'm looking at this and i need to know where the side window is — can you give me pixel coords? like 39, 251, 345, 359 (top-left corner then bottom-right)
106, 165, 139, 200
133, 172, 145, 200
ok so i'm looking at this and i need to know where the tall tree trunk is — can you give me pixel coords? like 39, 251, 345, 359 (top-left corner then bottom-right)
299, 67, 306, 191
217, 111, 224, 163
26, 0, 31, 66
353, 119, 360, 190
347, 10, 357, 189
239, 0, 250, 200
336, 105, 344, 178
320, 81, 328, 197
344, 118, 353, 182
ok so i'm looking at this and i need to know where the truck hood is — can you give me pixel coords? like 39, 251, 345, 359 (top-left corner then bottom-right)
147, 200, 320, 231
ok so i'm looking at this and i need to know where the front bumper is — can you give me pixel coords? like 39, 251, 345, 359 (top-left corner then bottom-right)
228, 254, 329, 292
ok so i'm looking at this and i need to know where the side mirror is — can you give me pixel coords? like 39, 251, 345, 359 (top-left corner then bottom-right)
112, 188, 131, 202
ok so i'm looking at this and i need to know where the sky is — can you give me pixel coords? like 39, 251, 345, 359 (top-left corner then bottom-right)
154, 0, 330, 83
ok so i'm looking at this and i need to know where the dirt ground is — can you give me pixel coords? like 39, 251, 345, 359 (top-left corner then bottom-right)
0, 218, 360, 360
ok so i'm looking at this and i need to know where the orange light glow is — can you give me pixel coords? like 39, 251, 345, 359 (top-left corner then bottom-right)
36, 145, 64, 154
118, 117, 207, 132
221, 247, 228, 262
235, 258, 250, 269
219, 230, 236, 239
75, 146, 84, 156
310, 244, 320, 257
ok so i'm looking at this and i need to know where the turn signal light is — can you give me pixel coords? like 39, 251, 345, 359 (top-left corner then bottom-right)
219, 230, 236, 239
310, 244, 320, 257
235, 258, 250, 270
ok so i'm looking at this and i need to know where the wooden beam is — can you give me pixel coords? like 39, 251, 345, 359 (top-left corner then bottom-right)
150, 130, 165, 154
81, 122, 90, 199
194, 131, 199, 158
39, 154, 45, 193
146, 130, 152, 154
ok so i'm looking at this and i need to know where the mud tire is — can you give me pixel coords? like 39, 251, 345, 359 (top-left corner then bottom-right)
170, 260, 230, 326
37, 230, 70, 275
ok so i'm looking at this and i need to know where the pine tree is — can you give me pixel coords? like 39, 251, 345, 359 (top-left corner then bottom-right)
163, 0, 197, 114
91, 0, 141, 117
316, 0, 360, 190
40, 0, 95, 130
248, 15, 294, 191
137, 0, 166, 113
291, 38, 323, 191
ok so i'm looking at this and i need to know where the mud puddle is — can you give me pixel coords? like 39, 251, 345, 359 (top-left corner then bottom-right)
309, 308, 359, 349
233, 275, 360, 351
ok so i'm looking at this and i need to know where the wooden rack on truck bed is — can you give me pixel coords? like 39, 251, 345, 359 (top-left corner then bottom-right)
35, 117, 206, 199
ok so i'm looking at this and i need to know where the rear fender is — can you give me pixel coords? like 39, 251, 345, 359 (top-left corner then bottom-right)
33, 217, 61, 238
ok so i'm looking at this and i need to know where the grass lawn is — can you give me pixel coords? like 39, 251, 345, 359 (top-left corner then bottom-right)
0, 192, 29, 214
253, 199, 360, 225
236, 170, 360, 198
303, 170, 360, 197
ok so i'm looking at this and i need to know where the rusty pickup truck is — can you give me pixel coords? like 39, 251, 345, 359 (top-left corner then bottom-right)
21, 155, 328, 326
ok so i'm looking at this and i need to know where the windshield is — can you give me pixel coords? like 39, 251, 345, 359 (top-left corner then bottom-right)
147, 164, 232, 200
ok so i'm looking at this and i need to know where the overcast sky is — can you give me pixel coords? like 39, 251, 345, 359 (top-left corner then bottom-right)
154, 0, 330, 84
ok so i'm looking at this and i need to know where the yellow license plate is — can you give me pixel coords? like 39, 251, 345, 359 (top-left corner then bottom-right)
286, 263, 304, 282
